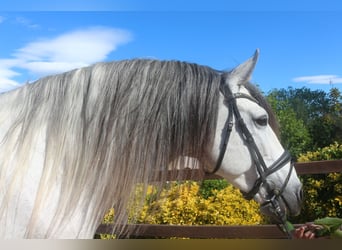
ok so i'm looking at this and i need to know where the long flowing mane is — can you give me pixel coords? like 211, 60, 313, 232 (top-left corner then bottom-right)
0, 59, 278, 238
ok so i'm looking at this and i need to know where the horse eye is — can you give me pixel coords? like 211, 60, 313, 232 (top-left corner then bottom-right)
255, 116, 268, 127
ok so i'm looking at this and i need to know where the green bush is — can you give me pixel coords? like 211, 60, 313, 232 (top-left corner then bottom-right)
134, 181, 266, 225
291, 142, 342, 223
298, 141, 342, 161
199, 179, 229, 199
103, 180, 266, 226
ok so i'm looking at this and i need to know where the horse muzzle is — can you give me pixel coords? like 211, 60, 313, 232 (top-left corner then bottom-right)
259, 184, 303, 223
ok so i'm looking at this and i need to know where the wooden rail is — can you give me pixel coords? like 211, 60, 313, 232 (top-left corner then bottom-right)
95, 224, 301, 239
149, 160, 342, 181
95, 160, 342, 239
294, 160, 342, 175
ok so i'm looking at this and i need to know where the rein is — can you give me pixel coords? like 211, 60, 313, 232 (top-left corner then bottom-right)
206, 82, 294, 238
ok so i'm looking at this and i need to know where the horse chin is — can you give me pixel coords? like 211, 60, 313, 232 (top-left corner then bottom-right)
259, 196, 301, 223
259, 200, 288, 223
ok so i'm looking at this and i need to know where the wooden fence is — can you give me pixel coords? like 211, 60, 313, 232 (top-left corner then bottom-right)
95, 160, 342, 239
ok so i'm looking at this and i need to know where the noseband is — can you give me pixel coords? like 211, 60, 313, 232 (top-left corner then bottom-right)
207, 81, 294, 237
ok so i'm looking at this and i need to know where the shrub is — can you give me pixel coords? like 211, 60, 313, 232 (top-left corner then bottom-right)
133, 181, 265, 226
199, 179, 229, 199
102, 180, 266, 227
298, 141, 342, 161
291, 142, 342, 223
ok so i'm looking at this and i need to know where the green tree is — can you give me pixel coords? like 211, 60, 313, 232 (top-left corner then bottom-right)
328, 88, 342, 143
267, 94, 311, 159
267, 87, 342, 153
267, 87, 329, 123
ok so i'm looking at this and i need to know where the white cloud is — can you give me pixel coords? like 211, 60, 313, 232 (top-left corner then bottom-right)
0, 26, 133, 92
20, 61, 89, 76
292, 75, 342, 84
0, 77, 21, 92
16, 27, 131, 62
0, 59, 22, 92
15, 16, 40, 29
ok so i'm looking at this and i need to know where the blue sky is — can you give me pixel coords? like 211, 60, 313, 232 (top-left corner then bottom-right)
1, 1, 342, 93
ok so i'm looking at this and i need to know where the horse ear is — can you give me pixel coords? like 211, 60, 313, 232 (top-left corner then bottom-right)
225, 49, 259, 92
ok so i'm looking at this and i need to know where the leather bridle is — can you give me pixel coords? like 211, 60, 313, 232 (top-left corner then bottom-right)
206, 80, 295, 238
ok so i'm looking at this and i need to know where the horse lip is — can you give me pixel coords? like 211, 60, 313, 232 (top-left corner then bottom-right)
259, 198, 288, 223
258, 180, 303, 220
259, 204, 284, 223
259, 195, 301, 223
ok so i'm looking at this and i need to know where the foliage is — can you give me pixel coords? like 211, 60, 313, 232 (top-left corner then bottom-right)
133, 181, 265, 226
285, 217, 342, 238
198, 179, 229, 199
267, 94, 311, 158
328, 88, 342, 143
268, 87, 342, 224
267, 87, 342, 154
290, 142, 342, 223
99, 180, 266, 238
313, 217, 342, 238
297, 141, 342, 161
99, 208, 116, 239
102, 180, 266, 226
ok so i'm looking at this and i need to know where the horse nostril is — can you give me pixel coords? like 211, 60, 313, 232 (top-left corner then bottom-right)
298, 188, 304, 202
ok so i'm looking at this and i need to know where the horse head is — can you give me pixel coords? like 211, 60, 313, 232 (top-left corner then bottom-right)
205, 50, 303, 225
